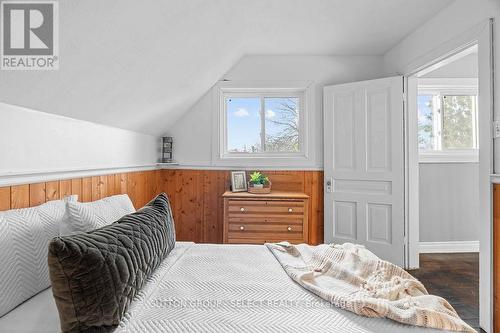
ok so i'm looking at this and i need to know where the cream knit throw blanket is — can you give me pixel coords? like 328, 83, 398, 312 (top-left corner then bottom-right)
266, 242, 476, 333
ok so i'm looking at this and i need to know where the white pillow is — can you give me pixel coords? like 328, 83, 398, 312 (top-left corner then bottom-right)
0, 195, 77, 317
61, 194, 135, 235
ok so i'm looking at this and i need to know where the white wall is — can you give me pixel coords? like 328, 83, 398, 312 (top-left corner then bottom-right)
0, 103, 159, 176
418, 53, 479, 244
419, 163, 479, 242
166, 55, 385, 168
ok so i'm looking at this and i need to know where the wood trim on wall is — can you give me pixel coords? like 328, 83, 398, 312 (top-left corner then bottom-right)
0, 169, 324, 245
493, 184, 500, 333
0, 164, 163, 187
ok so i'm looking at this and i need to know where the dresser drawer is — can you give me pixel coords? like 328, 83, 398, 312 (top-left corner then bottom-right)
227, 222, 304, 242
227, 225, 304, 243
227, 216, 304, 224
227, 237, 305, 245
227, 199, 305, 215
227, 223, 303, 233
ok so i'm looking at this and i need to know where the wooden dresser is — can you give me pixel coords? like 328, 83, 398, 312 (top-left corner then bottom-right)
223, 191, 309, 244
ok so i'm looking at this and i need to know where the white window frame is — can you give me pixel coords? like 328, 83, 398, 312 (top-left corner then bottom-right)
221, 91, 305, 157
212, 81, 314, 167
417, 78, 479, 163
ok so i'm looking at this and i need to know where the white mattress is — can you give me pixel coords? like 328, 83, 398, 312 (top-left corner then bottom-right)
0, 288, 60, 333
0, 242, 453, 333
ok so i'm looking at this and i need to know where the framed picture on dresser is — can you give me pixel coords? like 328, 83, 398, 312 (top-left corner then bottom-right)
230, 171, 247, 192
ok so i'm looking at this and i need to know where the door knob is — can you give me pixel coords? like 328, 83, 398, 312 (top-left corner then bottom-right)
240, 226, 245, 231
326, 178, 333, 193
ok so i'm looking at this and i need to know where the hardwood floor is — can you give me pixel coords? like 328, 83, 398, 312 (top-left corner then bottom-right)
408, 253, 484, 332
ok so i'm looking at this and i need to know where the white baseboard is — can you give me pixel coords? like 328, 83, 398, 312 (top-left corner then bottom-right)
419, 241, 479, 253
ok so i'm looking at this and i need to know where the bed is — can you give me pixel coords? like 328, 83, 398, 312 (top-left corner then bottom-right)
0, 242, 452, 333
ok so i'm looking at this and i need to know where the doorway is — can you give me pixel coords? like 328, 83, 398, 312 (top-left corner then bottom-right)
414, 45, 480, 255
407, 45, 481, 331
404, 19, 494, 332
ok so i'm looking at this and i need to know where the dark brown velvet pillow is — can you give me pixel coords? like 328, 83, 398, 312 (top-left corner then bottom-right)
48, 193, 176, 333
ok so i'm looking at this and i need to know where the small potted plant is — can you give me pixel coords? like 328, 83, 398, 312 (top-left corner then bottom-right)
248, 171, 272, 194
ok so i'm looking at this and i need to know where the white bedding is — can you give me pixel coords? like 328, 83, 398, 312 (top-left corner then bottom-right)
0, 242, 455, 333
117, 242, 450, 333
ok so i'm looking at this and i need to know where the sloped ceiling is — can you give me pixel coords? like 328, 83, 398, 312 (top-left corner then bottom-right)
0, 0, 452, 135
423, 53, 478, 78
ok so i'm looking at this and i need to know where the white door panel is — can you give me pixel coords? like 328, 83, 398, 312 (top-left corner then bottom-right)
324, 76, 405, 267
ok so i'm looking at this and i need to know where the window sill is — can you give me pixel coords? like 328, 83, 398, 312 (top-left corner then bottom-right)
212, 153, 316, 168
419, 150, 479, 163
220, 153, 307, 160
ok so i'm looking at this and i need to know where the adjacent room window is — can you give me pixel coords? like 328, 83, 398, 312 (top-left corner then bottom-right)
222, 91, 306, 157
417, 80, 478, 162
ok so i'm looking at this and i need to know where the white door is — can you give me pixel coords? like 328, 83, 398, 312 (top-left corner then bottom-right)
323, 76, 405, 267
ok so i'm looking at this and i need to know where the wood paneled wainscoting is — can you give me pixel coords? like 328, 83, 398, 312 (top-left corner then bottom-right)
0, 169, 324, 245
161, 170, 324, 245
0, 171, 163, 212
494, 184, 500, 332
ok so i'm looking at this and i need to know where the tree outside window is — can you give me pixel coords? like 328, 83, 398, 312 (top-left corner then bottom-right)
417, 91, 477, 154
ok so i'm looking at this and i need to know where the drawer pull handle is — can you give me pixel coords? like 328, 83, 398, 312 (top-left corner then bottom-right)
287, 226, 292, 232
240, 207, 245, 212
288, 208, 293, 212
240, 226, 245, 231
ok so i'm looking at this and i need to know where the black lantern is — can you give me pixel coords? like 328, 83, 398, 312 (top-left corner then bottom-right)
162, 137, 173, 163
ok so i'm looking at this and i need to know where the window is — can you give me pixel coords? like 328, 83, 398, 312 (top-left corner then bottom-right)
213, 81, 313, 167
216, 83, 309, 163
226, 96, 300, 154
417, 79, 478, 162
